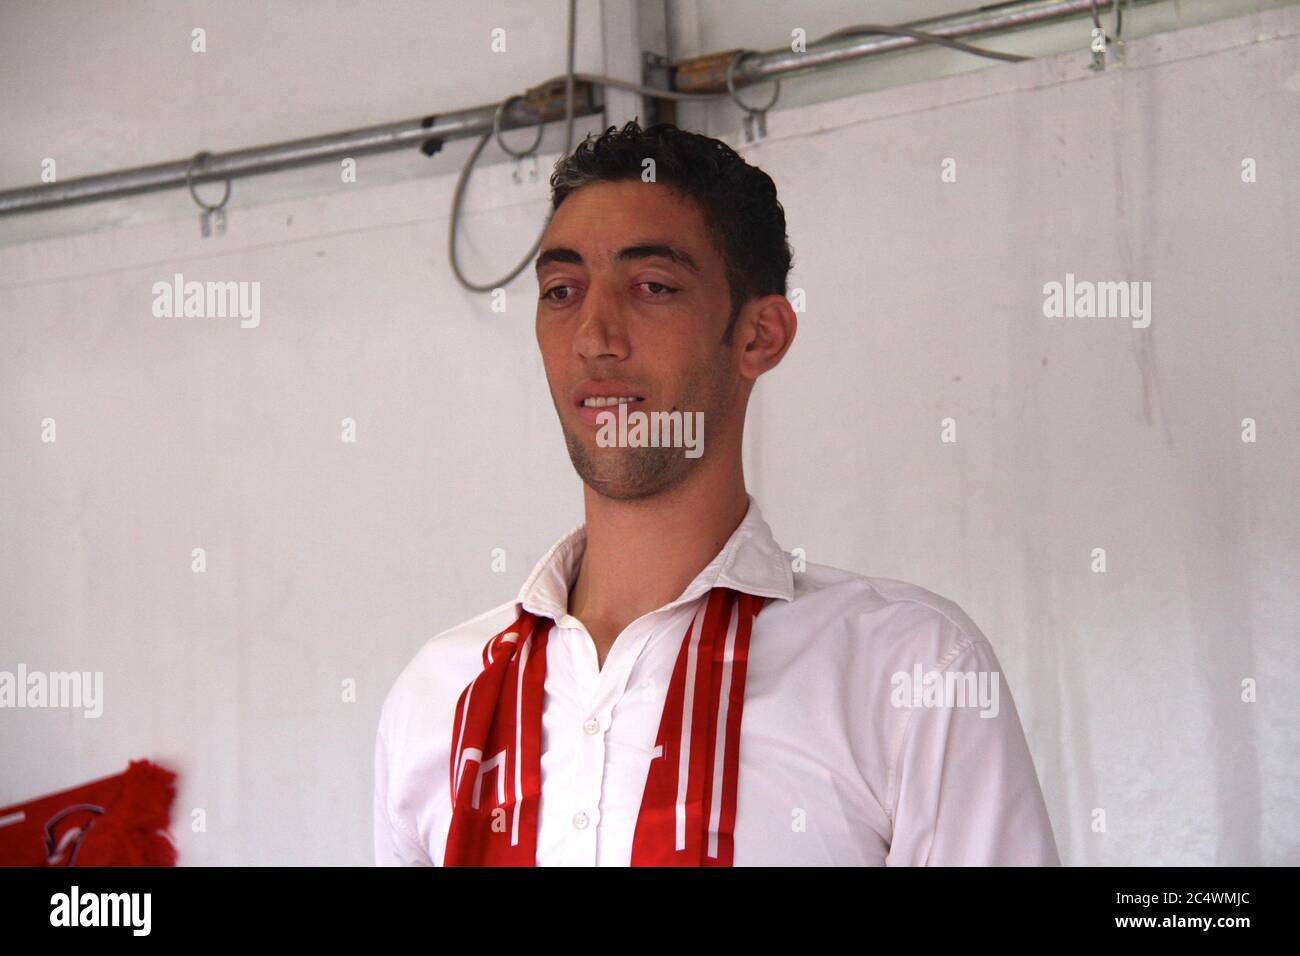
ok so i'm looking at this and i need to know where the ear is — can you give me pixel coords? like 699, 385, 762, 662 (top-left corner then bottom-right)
735, 295, 797, 381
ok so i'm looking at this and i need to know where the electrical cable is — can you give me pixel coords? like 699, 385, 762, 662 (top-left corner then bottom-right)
447, 4, 1043, 293
812, 24, 1030, 62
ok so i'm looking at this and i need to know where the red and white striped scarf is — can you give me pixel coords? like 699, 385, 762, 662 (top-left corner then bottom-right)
444, 588, 769, 866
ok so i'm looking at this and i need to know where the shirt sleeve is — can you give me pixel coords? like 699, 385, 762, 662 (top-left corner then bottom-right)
373, 722, 435, 866
884, 637, 1060, 866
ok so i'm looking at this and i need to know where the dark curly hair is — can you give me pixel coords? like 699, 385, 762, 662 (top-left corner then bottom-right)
548, 120, 794, 342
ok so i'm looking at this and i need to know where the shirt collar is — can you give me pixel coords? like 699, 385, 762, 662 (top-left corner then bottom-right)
516, 493, 795, 623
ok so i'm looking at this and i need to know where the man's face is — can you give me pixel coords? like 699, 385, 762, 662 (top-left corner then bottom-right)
535, 180, 741, 500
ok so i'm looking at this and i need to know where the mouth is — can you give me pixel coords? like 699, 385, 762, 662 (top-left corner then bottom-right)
578, 395, 645, 408
572, 391, 647, 427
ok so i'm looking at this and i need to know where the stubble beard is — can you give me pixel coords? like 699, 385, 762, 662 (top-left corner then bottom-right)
560, 359, 731, 502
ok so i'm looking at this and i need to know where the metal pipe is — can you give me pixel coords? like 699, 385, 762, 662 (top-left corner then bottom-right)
0, 0, 1143, 217
676, 0, 1144, 90
0, 81, 601, 216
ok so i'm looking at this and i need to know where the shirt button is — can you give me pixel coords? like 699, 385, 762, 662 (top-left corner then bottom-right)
572, 811, 590, 830
583, 718, 601, 735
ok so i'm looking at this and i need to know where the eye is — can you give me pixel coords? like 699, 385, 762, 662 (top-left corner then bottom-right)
638, 281, 679, 297
541, 285, 574, 303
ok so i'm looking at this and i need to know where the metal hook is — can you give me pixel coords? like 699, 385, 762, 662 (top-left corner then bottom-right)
492, 94, 546, 184
186, 151, 232, 237
491, 94, 545, 158
726, 50, 781, 143
1089, 0, 1127, 72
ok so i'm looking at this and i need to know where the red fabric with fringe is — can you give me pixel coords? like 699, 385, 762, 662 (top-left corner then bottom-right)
0, 760, 178, 867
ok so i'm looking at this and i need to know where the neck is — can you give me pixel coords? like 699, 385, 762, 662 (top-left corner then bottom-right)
568, 454, 749, 642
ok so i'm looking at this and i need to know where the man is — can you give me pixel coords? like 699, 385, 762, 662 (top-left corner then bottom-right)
374, 120, 1059, 866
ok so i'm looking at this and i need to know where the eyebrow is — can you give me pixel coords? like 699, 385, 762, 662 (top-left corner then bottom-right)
534, 243, 702, 275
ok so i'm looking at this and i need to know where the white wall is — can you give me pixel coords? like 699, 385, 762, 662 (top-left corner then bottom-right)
2, 0, 1292, 244
1, 2, 1296, 865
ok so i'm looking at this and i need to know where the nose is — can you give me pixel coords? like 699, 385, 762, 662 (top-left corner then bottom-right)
573, 282, 630, 363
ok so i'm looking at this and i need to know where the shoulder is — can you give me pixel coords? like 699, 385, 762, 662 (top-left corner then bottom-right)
378, 599, 520, 743
782, 561, 991, 665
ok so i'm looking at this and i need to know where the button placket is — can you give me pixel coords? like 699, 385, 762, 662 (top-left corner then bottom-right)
569, 701, 606, 851
559, 607, 692, 865
559, 619, 607, 864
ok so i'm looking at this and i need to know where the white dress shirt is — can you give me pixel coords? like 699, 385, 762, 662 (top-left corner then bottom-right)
374, 495, 1060, 866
